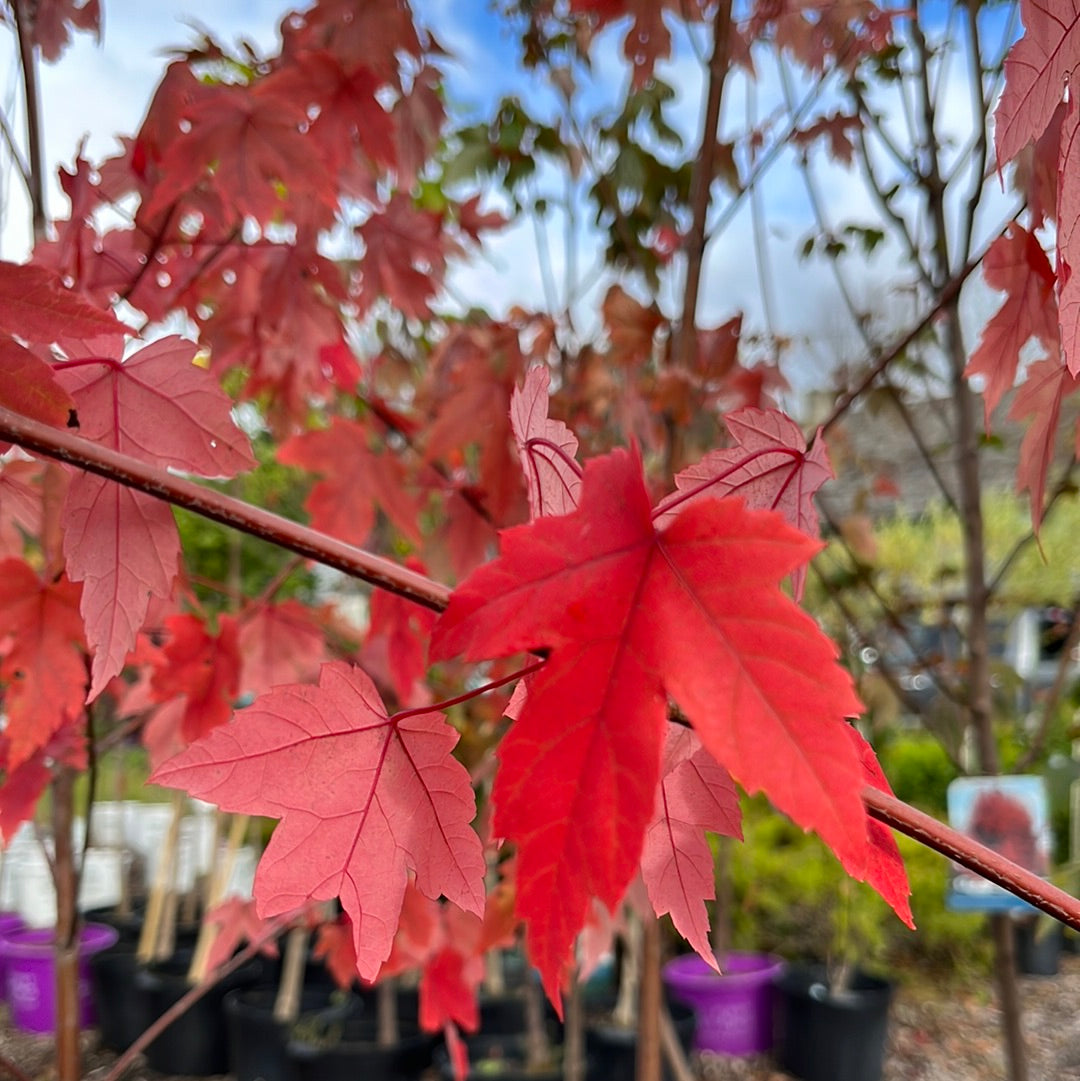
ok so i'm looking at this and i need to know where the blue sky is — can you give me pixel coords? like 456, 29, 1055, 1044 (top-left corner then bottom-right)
0, 2, 1024, 402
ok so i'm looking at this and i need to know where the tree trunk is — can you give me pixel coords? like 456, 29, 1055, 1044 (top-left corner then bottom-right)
52, 765, 81, 1081
948, 310, 1028, 1081
635, 917, 662, 1081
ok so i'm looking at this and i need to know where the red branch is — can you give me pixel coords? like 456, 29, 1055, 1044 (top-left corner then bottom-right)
865, 788, 1080, 930
0, 405, 448, 611
1, 405, 1078, 930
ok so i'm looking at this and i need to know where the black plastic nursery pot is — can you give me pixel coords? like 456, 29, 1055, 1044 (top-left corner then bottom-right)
287, 1009, 435, 1081
773, 964, 893, 1081
585, 1000, 695, 1081
89, 942, 146, 1052
1014, 918, 1065, 976
224, 984, 356, 1081
134, 953, 267, 1075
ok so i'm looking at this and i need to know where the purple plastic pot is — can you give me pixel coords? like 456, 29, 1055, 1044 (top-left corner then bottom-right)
0, 922, 119, 1034
0, 913, 26, 1003
663, 951, 785, 1056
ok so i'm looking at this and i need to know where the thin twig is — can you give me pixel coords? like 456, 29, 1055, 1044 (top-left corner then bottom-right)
864, 786, 1080, 931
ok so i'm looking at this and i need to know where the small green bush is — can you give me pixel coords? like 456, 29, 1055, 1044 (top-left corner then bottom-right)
725, 796, 992, 986
876, 732, 957, 814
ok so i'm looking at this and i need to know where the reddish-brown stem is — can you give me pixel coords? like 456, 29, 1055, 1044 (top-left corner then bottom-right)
524, 436, 584, 478
392, 659, 544, 725
864, 787, 1080, 930
0, 405, 449, 611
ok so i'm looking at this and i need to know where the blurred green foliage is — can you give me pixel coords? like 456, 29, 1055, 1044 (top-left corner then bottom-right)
726, 794, 993, 986
174, 432, 318, 612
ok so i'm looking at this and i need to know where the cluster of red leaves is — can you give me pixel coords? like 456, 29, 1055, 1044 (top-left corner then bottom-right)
0, 0, 923, 1026
979, 2, 1080, 524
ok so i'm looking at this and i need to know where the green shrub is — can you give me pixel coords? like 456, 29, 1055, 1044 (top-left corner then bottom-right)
725, 797, 992, 986
877, 732, 958, 814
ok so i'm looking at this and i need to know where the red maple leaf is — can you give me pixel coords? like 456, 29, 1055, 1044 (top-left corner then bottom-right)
654, 407, 832, 600
278, 416, 422, 547
571, 0, 673, 87
510, 367, 582, 520
420, 936, 480, 1034
0, 340, 76, 444
1008, 357, 1080, 529
150, 614, 242, 745
362, 569, 438, 707
269, 50, 398, 179
994, 1, 1080, 169
355, 194, 449, 319
845, 725, 913, 926
312, 915, 359, 990
204, 896, 283, 972
21, 0, 100, 63
0, 558, 86, 769
0, 260, 124, 344
640, 723, 742, 969
791, 111, 863, 165
422, 323, 528, 523
238, 600, 327, 698
431, 448, 904, 1003
0, 459, 43, 558
1057, 95, 1080, 377
151, 662, 486, 982
141, 78, 336, 226
54, 336, 254, 697
0, 722, 85, 843
965, 225, 1059, 424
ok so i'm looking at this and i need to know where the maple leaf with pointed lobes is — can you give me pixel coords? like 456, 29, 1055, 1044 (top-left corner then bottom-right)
0, 261, 125, 344
654, 407, 832, 601
151, 662, 486, 983
141, 78, 337, 227
1008, 357, 1080, 530
510, 367, 582, 520
432, 449, 906, 1004
602, 285, 662, 368
965, 226, 1059, 425
994, 1, 1080, 169
278, 416, 422, 548
791, 111, 863, 165
150, 614, 242, 746
0, 559, 86, 770
238, 600, 327, 698
267, 51, 398, 180
641, 724, 742, 970
54, 336, 254, 698
355, 195, 450, 319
